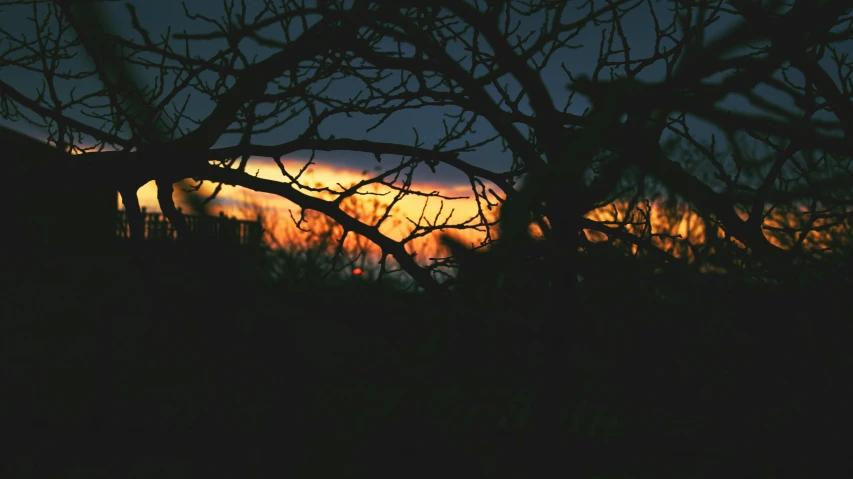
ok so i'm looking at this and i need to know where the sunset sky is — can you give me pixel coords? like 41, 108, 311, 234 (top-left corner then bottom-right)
124, 156, 488, 249
1, 1, 849, 265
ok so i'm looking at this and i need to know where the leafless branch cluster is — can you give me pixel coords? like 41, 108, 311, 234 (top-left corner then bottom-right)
1, 0, 851, 294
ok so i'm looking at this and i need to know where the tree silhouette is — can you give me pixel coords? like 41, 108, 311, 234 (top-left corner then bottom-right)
2, 0, 853, 475
2, 0, 846, 291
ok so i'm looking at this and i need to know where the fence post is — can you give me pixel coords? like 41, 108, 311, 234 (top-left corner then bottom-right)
252, 215, 263, 246
114, 209, 264, 247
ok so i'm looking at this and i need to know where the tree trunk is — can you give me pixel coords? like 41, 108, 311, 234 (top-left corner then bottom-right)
523, 204, 580, 476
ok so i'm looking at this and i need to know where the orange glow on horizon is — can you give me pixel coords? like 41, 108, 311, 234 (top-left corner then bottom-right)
585, 199, 853, 266
99, 152, 850, 276
38, 138, 848, 279
119, 157, 495, 271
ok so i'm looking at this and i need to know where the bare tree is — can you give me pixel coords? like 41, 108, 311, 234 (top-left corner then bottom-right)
2, 0, 853, 474
1, 0, 490, 292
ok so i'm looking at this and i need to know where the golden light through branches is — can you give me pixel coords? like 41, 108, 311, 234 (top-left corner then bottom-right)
117, 154, 851, 285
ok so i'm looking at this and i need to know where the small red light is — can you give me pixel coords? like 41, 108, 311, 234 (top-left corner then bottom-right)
353, 268, 363, 276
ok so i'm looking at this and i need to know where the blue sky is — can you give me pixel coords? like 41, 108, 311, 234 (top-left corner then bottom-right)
0, 1, 848, 191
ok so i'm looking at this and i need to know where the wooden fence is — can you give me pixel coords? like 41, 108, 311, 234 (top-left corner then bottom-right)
116, 208, 264, 247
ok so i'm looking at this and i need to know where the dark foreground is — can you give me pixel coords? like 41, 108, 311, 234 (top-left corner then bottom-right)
2, 247, 851, 477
